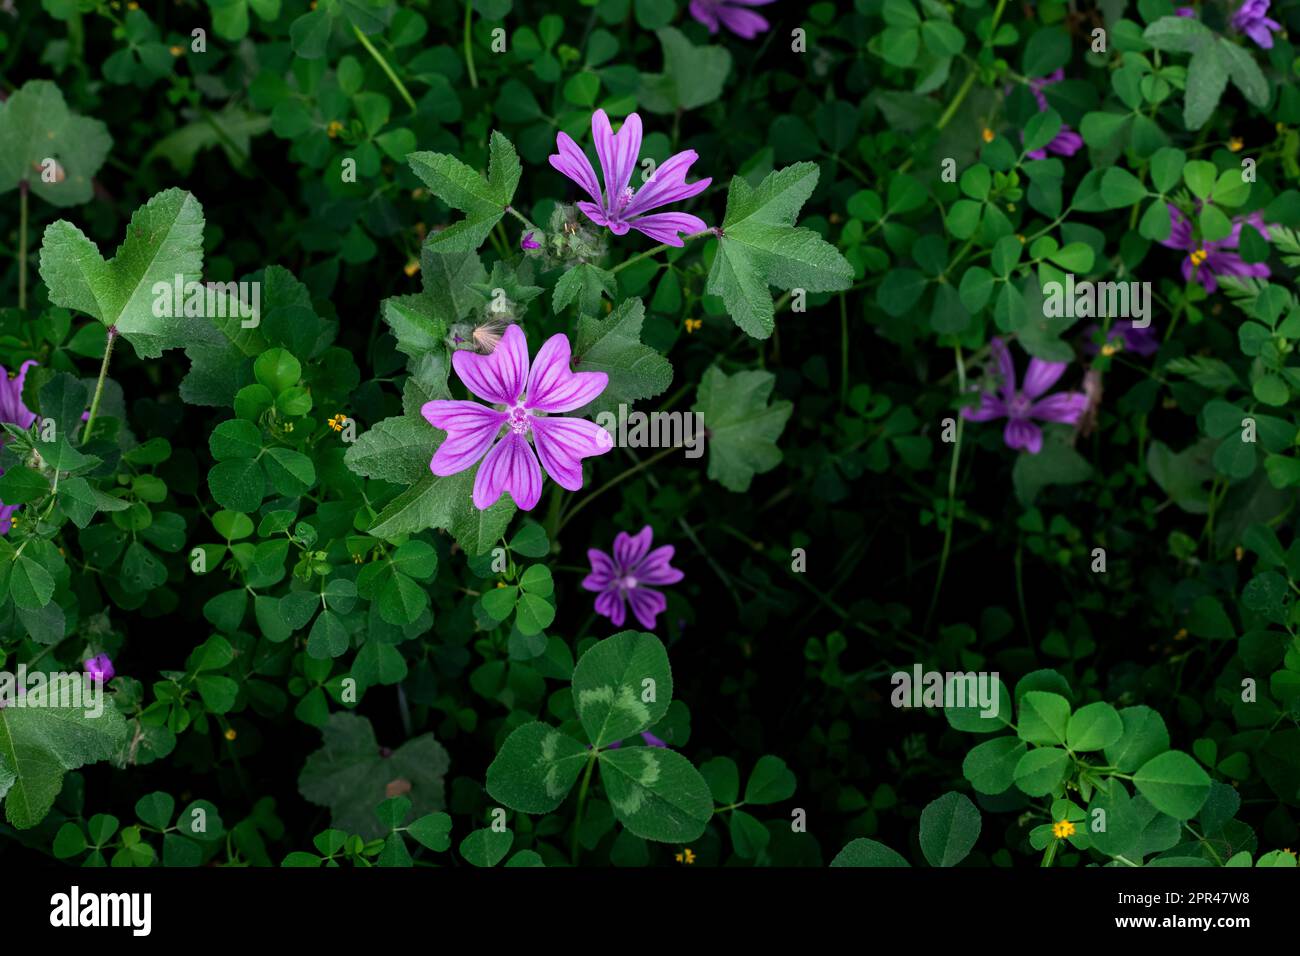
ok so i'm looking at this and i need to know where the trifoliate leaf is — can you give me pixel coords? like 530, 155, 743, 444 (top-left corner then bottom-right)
298, 712, 449, 840
707, 162, 853, 338
0, 675, 129, 829
692, 366, 792, 492
485, 721, 589, 813
39, 188, 205, 359
0, 80, 112, 207
598, 746, 713, 842
407, 131, 520, 253
572, 297, 672, 417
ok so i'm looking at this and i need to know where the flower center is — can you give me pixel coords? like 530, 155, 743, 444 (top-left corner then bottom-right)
612, 186, 635, 216
1190, 248, 1208, 267
508, 405, 532, 435
1008, 392, 1032, 418
618, 575, 639, 591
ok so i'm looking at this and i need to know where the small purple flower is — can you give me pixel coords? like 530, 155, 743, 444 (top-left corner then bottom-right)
1232, 0, 1281, 48
963, 338, 1089, 454
1084, 320, 1160, 357
0, 360, 38, 535
84, 653, 115, 684
422, 325, 613, 511
689, 0, 777, 39
1024, 70, 1084, 160
583, 525, 683, 630
1176, 6, 1197, 16
520, 231, 540, 250
606, 732, 668, 750
1157, 203, 1272, 293
548, 109, 711, 246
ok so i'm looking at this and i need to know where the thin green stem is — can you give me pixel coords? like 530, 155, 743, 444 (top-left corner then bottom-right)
18, 182, 29, 311
571, 753, 597, 865
609, 229, 712, 275
556, 446, 678, 534
505, 206, 540, 235
352, 25, 417, 113
82, 328, 117, 445
463, 1, 479, 89
925, 344, 965, 634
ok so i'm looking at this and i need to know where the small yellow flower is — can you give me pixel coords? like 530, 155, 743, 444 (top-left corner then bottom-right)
496, 581, 506, 588
1174, 627, 1189, 641
411, 188, 427, 200
685, 318, 702, 334
352, 553, 364, 564
283, 421, 294, 433
224, 728, 237, 741
328, 414, 347, 432
982, 128, 995, 143
170, 45, 184, 57
1228, 137, 1244, 152
1052, 820, 1076, 839
326, 120, 344, 138
1101, 343, 1118, 357
1016, 234, 1026, 244
674, 848, 696, 864
1234, 546, 1244, 561
1189, 248, 1208, 267
1006, 203, 1016, 212
404, 259, 420, 277
127, 0, 139, 8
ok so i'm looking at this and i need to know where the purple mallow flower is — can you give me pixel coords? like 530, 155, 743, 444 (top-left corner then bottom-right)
549, 109, 711, 246
1157, 203, 1271, 293
0, 360, 38, 535
689, 0, 777, 39
1232, 0, 1281, 48
84, 654, 115, 684
962, 338, 1089, 454
1024, 70, 1083, 160
1176, 6, 1197, 16
521, 231, 540, 250
1084, 320, 1160, 357
421, 325, 612, 512
583, 525, 683, 630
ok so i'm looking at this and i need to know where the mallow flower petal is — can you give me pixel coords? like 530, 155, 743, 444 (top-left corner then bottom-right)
628, 212, 709, 246
453, 324, 529, 405
422, 400, 506, 476
1021, 358, 1068, 400
530, 416, 614, 491
1029, 392, 1089, 424
583, 549, 618, 591
716, 5, 770, 38
627, 586, 668, 629
614, 526, 654, 569
525, 333, 609, 412
595, 588, 627, 627
473, 431, 543, 511
548, 132, 604, 207
1004, 418, 1044, 454
621, 150, 709, 218
592, 109, 642, 207
633, 544, 684, 586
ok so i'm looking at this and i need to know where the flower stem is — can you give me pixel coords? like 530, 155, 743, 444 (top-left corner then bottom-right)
17, 180, 28, 311
504, 205, 539, 235
82, 327, 117, 444
924, 344, 965, 634
352, 25, 417, 114
556, 445, 678, 535
463, 0, 479, 89
570, 752, 598, 866
609, 229, 712, 275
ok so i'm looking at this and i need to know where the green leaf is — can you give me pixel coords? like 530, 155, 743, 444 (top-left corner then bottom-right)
830, 838, 911, 867
367, 462, 515, 555
39, 188, 205, 359
638, 27, 731, 113
344, 415, 436, 485
692, 366, 792, 492
383, 248, 485, 359
572, 298, 673, 417
459, 827, 513, 866
1184, 41, 1229, 131
1013, 747, 1070, 797
1066, 702, 1124, 752
0, 674, 129, 829
485, 721, 589, 813
407, 812, 453, 852
572, 630, 672, 748
298, 713, 449, 840
1216, 38, 1269, 108
1017, 691, 1071, 746
706, 163, 853, 338
918, 792, 981, 867
598, 746, 712, 842
0, 80, 111, 206
1133, 751, 1212, 819
407, 131, 520, 253
962, 736, 1028, 794
744, 755, 796, 805
552, 263, 616, 316
10, 556, 55, 610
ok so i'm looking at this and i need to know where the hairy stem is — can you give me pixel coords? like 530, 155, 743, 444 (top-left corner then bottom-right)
352, 24, 417, 113
463, 1, 479, 89
82, 327, 117, 444
609, 229, 712, 275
